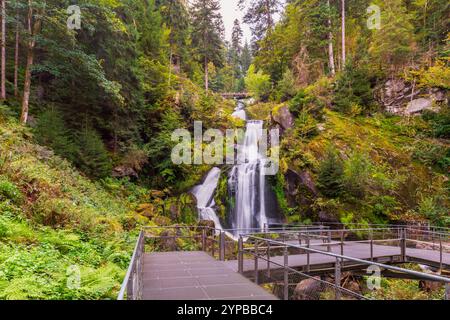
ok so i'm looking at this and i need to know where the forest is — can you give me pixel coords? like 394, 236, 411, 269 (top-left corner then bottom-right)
0, 0, 448, 300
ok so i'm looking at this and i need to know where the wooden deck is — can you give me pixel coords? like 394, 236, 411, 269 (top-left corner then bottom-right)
142, 251, 277, 300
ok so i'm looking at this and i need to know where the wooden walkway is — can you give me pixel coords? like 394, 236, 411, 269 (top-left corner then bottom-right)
142, 251, 277, 300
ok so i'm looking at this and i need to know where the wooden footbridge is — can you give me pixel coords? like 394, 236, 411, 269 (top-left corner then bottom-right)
118, 225, 450, 300
221, 92, 250, 99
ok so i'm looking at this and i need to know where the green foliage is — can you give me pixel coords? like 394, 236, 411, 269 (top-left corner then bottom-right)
412, 141, 450, 172
343, 152, 372, 198
33, 109, 78, 163
422, 109, 450, 139
333, 61, 375, 115
244, 65, 272, 101
289, 89, 324, 119
368, 0, 416, 73
416, 196, 449, 227
76, 127, 112, 179
276, 69, 297, 101
317, 146, 344, 198
0, 177, 22, 204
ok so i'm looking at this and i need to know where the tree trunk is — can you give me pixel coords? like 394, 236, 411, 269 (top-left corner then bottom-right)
327, 0, 336, 76
21, 0, 42, 124
1, 0, 6, 100
204, 56, 209, 91
14, 10, 20, 98
14, 7, 19, 97
341, 0, 346, 69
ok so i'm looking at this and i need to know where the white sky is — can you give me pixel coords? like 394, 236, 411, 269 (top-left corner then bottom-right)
220, 0, 252, 43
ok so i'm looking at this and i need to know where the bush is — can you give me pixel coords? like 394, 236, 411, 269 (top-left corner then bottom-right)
333, 61, 375, 115
317, 146, 344, 198
34, 109, 78, 163
276, 69, 297, 101
0, 177, 22, 204
343, 152, 372, 198
422, 109, 450, 139
76, 127, 112, 179
244, 64, 272, 101
289, 89, 324, 119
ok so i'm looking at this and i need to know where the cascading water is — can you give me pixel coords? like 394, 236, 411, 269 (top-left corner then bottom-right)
227, 101, 281, 234
191, 100, 281, 236
228, 120, 270, 234
191, 167, 224, 230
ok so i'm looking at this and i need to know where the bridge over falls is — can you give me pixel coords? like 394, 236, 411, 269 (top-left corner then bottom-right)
221, 92, 251, 99
118, 225, 450, 300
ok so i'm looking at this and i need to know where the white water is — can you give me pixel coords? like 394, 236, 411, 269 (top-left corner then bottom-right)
191, 101, 273, 236
229, 116, 270, 234
191, 167, 224, 230
231, 101, 247, 121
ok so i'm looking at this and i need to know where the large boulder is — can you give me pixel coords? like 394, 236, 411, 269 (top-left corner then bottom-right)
285, 169, 318, 197
405, 98, 434, 115
112, 165, 138, 178
271, 105, 294, 131
293, 277, 324, 300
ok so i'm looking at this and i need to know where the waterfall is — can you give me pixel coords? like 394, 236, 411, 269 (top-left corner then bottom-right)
231, 100, 247, 121
228, 107, 274, 234
191, 100, 281, 237
191, 167, 224, 230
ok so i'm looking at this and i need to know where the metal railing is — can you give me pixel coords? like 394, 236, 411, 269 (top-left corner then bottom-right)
117, 230, 145, 300
118, 224, 450, 300
238, 234, 450, 300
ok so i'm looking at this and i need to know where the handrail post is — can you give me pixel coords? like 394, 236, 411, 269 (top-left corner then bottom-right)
267, 241, 271, 278
401, 228, 406, 262
327, 231, 332, 252
445, 283, 450, 300
370, 230, 374, 261
439, 236, 443, 271
306, 234, 310, 272
335, 257, 341, 300
283, 245, 289, 300
254, 241, 259, 285
219, 231, 225, 261
340, 231, 344, 256
202, 228, 206, 252
238, 236, 244, 274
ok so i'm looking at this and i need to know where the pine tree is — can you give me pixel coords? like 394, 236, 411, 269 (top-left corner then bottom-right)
368, 0, 415, 73
239, 0, 281, 49
231, 19, 243, 53
77, 126, 112, 179
318, 146, 344, 198
190, 0, 224, 91
34, 109, 78, 163
158, 0, 190, 81
333, 60, 374, 114
240, 41, 252, 74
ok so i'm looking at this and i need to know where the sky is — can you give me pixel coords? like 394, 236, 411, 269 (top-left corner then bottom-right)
220, 0, 252, 43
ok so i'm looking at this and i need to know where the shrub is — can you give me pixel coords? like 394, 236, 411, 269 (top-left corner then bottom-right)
289, 89, 324, 119
244, 64, 272, 101
76, 127, 112, 179
0, 177, 22, 204
276, 69, 297, 101
33, 109, 78, 163
333, 61, 375, 115
343, 152, 372, 198
317, 146, 344, 198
